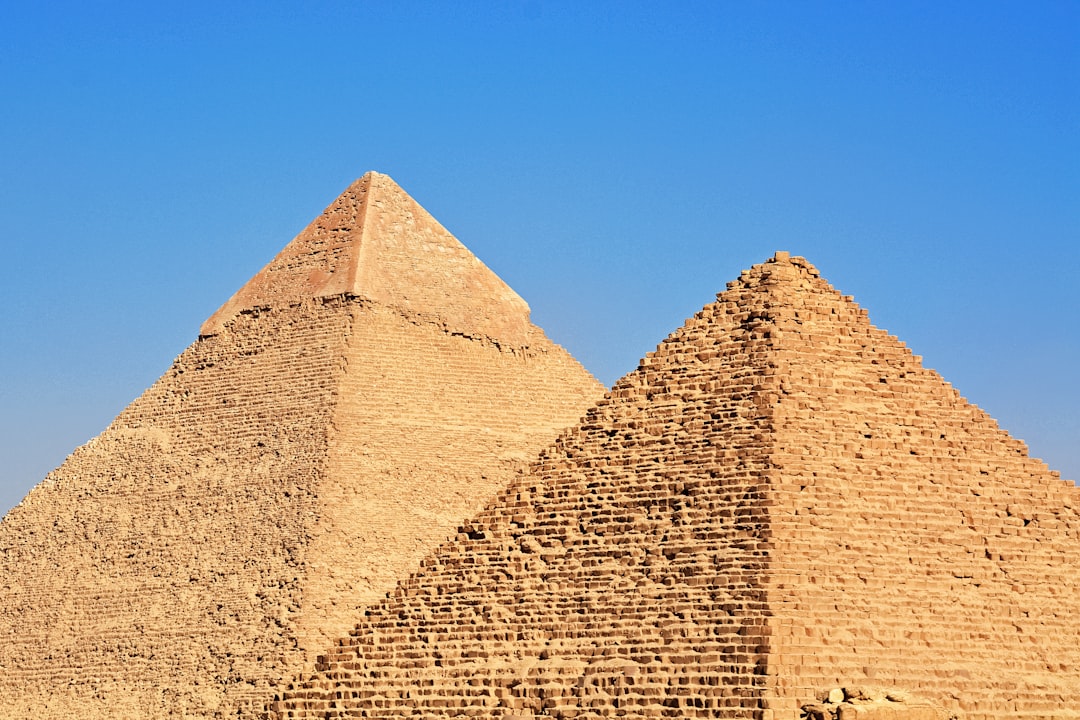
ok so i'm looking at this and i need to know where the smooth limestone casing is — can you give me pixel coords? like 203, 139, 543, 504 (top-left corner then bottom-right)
272, 253, 1080, 720
0, 173, 603, 719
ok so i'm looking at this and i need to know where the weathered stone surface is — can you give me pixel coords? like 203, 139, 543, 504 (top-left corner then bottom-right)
201, 172, 531, 344
762, 256, 1080, 718
804, 687, 951, 720
270, 253, 1080, 719
5, 183, 1079, 720
0, 173, 603, 719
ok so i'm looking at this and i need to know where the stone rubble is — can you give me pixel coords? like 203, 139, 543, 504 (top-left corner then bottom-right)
802, 687, 953, 720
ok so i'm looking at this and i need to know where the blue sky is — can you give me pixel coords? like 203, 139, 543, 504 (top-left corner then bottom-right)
2, 1, 1077, 515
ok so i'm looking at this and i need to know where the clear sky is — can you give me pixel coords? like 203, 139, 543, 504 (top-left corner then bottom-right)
2, 1, 1077, 516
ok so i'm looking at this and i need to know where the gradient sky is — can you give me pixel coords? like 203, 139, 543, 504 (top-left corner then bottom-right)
2, 1, 1078, 516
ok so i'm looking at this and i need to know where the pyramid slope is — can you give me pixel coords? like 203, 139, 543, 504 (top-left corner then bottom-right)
758, 255, 1080, 716
0, 176, 604, 719
273, 253, 1080, 720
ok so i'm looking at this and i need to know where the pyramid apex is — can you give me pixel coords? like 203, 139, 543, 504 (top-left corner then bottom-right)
272, 248, 1080, 719
766, 250, 820, 276
201, 174, 532, 344
354, 169, 390, 185
724, 252, 823, 293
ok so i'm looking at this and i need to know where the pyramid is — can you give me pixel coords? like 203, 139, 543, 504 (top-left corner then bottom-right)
0, 172, 604, 719
272, 252, 1080, 720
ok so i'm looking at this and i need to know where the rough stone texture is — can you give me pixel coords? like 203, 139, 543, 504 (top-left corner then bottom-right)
271, 253, 1080, 719
758, 255, 1080, 719
0, 173, 603, 719
802, 687, 952, 720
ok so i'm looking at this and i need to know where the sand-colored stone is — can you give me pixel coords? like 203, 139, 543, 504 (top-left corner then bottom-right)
804, 687, 952, 720
201, 172, 531, 344
0, 173, 604, 719
271, 253, 1080, 719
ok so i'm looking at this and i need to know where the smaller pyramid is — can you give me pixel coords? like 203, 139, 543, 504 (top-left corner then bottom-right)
272, 252, 1080, 720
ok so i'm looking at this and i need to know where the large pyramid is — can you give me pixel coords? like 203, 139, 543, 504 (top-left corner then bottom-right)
272, 252, 1080, 720
0, 172, 604, 719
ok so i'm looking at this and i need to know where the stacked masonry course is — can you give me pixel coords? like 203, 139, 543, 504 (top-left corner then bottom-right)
761, 255, 1080, 717
0, 173, 603, 719
272, 253, 1080, 720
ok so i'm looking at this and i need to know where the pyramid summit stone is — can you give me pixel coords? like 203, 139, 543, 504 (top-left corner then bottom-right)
201, 171, 532, 344
273, 253, 1080, 719
0, 175, 604, 719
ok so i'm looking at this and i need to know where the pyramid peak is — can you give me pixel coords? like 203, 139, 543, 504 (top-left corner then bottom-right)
723, 251, 823, 296
762, 249, 820, 275
349, 169, 400, 192
273, 249, 1079, 720
200, 173, 532, 344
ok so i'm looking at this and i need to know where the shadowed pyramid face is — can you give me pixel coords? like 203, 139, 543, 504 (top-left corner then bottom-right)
272, 252, 1080, 720
0, 173, 604, 719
